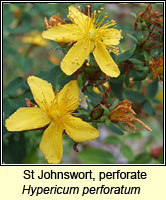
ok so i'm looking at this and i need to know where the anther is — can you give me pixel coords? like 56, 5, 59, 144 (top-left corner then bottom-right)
86, 63, 90, 66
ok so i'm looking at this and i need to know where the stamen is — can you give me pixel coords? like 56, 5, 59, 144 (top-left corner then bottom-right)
135, 118, 152, 132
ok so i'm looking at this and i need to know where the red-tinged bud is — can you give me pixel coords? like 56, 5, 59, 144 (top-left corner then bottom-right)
151, 147, 163, 159
90, 105, 104, 120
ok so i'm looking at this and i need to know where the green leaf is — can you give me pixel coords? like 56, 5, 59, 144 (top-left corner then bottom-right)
86, 100, 93, 111
3, 98, 17, 123
110, 99, 119, 112
129, 69, 147, 81
126, 33, 139, 44
3, 77, 27, 98
134, 80, 142, 89
100, 104, 110, 115
78, 147, 115, 164
76, 109, 89, 118
118, 44, 136, 62
135, 65, 148, 72
130, 12, 137, 18
121, 144, 134, 161
104, 136, 122, 145
105, 119, 111, 126
45, 66, 73, 90
19, 57, 33, 73
125, 75, 130, 87
108, 123, 124, 135
143, 101, 155, 116
3, 133, 27, 164
77, 73, 84, 88
85, 88, 102, 107
132, 152, 152, 164
125, 90, 145, 103
143, 50, 149, 61
3, 4, 14, 29
126, 132, 142, 140
129, 58, 144, 65
24, 149, 47, 164
7, 26, 34, 34
147, 78, 158, 99
110, 81, 123, 100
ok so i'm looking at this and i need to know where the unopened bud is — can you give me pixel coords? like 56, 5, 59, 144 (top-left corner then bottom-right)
90, 106, 104, 120
142, 22, 146, 26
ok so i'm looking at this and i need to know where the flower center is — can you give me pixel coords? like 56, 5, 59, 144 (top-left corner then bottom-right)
89, 29, 96, 40
49, 107, 68, 124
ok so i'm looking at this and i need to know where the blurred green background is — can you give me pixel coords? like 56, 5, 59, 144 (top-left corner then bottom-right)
3, 3, 163, 164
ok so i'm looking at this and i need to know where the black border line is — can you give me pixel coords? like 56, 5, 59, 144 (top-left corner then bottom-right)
1, 0, 165, 167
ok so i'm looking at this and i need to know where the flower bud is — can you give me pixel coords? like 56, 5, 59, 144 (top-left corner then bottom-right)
90, 105, 104, 120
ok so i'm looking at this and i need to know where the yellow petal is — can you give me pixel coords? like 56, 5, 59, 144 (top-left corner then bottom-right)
42, 24, 82, 43
93, 42, 120, 77
39, 122, 64, 164
61, 39, 94, 75
27, 76, 55, 110
22, 31, 49, 46
64, 115, 99, 142
68, 6, 88, 26
93, 81, 109, 95
58, 80, 80, 112
5, 107, 51, 131
103, 29, 122, 46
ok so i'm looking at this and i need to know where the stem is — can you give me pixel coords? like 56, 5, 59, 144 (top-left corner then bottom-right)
145, 43, 163, 51
140, 24, 156, 48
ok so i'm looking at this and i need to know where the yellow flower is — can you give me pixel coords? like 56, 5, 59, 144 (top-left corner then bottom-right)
109, 100, 152, 132
156, 89, 163, 103
49, 54, 60, 65
5, 76, 99, 164
42, 6, 122, 77
22, 31, 49, 46
93, 81, 109, 95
